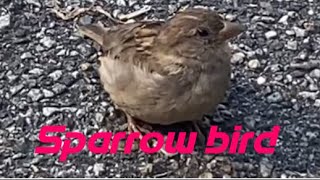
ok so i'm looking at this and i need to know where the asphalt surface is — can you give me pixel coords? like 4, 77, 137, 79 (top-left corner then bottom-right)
0, 0, 320, 178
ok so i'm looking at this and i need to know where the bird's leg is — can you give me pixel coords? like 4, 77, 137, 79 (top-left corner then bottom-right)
192, 121, 207, 145
125, 113, 152, 134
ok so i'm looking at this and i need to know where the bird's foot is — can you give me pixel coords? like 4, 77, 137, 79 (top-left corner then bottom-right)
192, 121, 207, 145
126, 114, 152, 135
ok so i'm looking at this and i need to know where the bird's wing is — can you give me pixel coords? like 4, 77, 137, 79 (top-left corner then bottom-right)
79, 21, 181, 77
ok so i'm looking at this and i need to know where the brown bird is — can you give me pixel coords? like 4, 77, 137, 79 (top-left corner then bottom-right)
78, 8, 244, 137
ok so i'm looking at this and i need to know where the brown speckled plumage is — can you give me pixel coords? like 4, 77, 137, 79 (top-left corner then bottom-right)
79, 8, 244, 133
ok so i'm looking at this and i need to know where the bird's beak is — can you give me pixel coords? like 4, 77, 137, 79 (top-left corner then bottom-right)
219, 21, 245, 40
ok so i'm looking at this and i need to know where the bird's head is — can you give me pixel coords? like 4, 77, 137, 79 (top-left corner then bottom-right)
160, 8, 245, 45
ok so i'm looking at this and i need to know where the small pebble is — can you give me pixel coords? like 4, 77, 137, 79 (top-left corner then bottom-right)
21, 52, 33, 60
80, 63, 92, 71
308, 9, 314, 15
0, 14, 10, 29
314, 99, 320, 107
298, 91, 318, 100
286, 40, 298, 50
231, 52, 245, 64
49, 70, 63, 81
199, 172, 213, 178
309, 69, 320, 78
257, 76, 266, 85
267, 92, 283, 103
27, 89, 43, 101
260, 158, 273, 177
285, 30, 295, 36
293, 27, 306, 37
248, 59, 260, 69
42, 89, 55, 98
117, 0, 126, 6
265, 30, 277, 39
278, 15, 289, 24
93, 163, 105, 176
40, 36, 56, 49
43, 107, 59, 117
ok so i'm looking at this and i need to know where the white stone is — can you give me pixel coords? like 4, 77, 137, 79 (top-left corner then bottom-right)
310, 69, 320, 78
248, 59, 260, 69
278, 15, 289, 24
93, 163, 105, 176
286, 74, 293, 82
285, 30, 295, 36
27, 89, 43, 101
42, 89, 55, 98
286, 40, 298, 50
298, 91, 318, 100
314, 99, 320, 107
308, 9, 314, 15
257, 76, 266, 85
293, 26, 306, 37
48, 70, 63, 81
230, 52, 245, 64
265, 30, 277, 39
0, 14, 10, 29
117, 0, 126, 6
43, 107, 59, 116
40, 36, 56, 48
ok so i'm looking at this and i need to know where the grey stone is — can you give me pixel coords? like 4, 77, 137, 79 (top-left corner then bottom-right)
69, 50, 79, 56
256, 76, 266, 85
27, 89, 43, 101
95, 112, 104, 123
298, 91, 318, 100
43, 107, 59, 117
76, 108, 86, 118
117, 0, 126, 6
79, 15, 93, 25
93, 163, 105, 176
260, 158, 273, 177
248, 59, 260, 69
0, 14, 10, 29
199, 172, 213, 178
49, 70, 63, 81
42, 89, 55, 98
296, 50, 308, 60
309, 83, 318, 91
310, 69, 320, 78
80, 63, 91, 71
21, 52, 33, 60
52, 83, 67, 94
57, 49, 67, 56
231, 52, 245, 64
286, 40, 297, 50
293, 26, 306, 37
308, 9, 314, 15
40, 36, 56, 48
278, 15, 289, 24
10, 84, 24, 95
267, 92, 283, 103
128, 0, 137, 6
265, 30, 277, 39
35, 44, 45, 52
29, 68, 44, 75
314, 99, 320, 107
7, 74, 19, 83
25, 0, 41, 7
285, 30, 295, 36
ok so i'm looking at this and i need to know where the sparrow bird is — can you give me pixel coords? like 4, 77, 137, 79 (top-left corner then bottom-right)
79, 8, 244, 136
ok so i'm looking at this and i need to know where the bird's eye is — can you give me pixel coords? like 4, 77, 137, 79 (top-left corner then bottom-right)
197, 28, 209, 37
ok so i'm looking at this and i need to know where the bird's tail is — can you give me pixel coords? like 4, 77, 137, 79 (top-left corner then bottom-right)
78, 24, 107, 46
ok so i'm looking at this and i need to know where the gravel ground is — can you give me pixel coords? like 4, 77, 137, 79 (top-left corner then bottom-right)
1, 0, 320, 178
